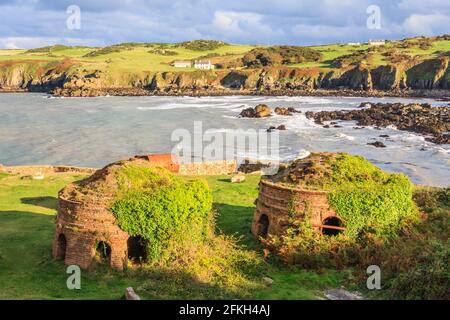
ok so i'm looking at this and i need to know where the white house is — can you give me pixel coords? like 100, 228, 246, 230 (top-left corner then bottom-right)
347, 42, 361, 46
194, 60, 214, 70
368, 39, 385, 46
173, 60, 192, 68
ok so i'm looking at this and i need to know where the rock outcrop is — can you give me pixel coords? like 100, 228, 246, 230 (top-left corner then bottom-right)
240, 104, 272, 118
1, 57, 449, 97
305, 102, 450, 144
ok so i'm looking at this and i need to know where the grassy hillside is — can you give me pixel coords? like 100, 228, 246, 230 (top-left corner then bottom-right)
0, 36, 448, 75
0, 42, 257, 74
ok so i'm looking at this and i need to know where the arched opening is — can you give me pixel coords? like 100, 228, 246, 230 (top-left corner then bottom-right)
127, 236, 147, 264
257, 214, 270, 238
55, 234, 67, 259
95, 241, 111, 263
321, 216, 344, 236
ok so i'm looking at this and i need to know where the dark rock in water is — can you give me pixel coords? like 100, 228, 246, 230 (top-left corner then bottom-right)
330, 121, 338, 125
379, 134, 390, 138
323, 125, 330, 128
359, 102, 372, 108
288, 107, 301, 113
368, 141, 386, 148
267, 124, 287, 132
333, 125, 342, 128
305, 102, 450, 144
240, 104, 272, 118
353, 126, 364, 129
274, 107, 293, 116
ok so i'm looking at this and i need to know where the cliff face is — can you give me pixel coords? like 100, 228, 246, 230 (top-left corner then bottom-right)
0, 56, 449, 96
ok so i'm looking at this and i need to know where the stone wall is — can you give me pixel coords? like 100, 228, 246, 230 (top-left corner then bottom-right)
179, 160, 237, 175
251, 179, 339, 238
5, 165, 96, 176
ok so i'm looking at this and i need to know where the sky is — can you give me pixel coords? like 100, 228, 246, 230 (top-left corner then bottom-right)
0, 0, 449, 49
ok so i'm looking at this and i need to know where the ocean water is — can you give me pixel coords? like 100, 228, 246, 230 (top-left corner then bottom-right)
0, 93, 448, 187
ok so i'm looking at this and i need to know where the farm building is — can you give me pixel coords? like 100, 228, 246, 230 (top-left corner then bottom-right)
173, 60, 192, 68
194, 60, 215, 70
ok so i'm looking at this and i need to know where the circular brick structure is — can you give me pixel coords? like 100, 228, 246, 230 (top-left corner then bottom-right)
52, 155, 181, 270
251, 179, 344, 239
53, 195, 130, 270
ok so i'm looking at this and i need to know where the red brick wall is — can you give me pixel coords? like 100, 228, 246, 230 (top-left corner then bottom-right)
53, 197, 129, 270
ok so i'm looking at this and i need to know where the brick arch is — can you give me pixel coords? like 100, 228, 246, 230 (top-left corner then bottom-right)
53, 196, 130, 270
255, 214, 270, 238
54, 233, 67, 259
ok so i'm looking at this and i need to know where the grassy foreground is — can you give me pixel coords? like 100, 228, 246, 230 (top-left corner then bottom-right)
0, 172, 344, 300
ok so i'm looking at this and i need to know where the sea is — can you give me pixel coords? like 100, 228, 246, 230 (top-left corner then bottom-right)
0, 93, 448, 186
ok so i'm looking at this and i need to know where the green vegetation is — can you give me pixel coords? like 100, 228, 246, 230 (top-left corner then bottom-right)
263, 153, 448, 299
0, 172, 344, 299
0, 35, 447, 84
177, 40, 228, 51
0, 167, 447, 299
243, 46, 322, 68
111, 165, 213, 261
268, 152, 417, 240
325, 154, 416, 239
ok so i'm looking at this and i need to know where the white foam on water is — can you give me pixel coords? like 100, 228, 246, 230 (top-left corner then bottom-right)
336, 133, 356, 141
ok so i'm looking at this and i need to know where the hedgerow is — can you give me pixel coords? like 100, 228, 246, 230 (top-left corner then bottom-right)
110, 165, 213, 261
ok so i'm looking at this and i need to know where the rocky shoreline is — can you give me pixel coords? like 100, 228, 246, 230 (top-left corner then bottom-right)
305, 102, 450, 144
237, 101, 450, 144
46, 88, 450, 100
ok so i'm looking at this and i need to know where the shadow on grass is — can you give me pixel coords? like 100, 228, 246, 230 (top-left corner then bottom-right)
20, 196, 58, 210
213, 202, 258, 249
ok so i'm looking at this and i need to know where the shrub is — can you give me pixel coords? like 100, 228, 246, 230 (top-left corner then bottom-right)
178, 40, 227, 51
25, 45, 71, 53
110, 165, 213, 261
243, 46, 323, 68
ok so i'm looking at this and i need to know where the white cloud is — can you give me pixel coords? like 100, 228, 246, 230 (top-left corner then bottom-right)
212, 10, 282, 41
401, 14, 449, 36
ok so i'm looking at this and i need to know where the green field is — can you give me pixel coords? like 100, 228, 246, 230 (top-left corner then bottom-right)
0, 172, 345, 300
1, 36, 447, 76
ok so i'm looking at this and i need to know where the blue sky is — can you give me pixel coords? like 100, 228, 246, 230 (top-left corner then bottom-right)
0, 0, 449, 48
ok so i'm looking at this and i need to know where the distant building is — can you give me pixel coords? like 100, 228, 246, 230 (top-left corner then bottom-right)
173, 60, 192, 68
194, 60, 215, 70
347, 42, 361, 46
368, 39, 385, 46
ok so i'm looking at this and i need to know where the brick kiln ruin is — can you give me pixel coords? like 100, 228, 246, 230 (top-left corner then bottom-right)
52, 154, 236, 270
251, 153, 346, 240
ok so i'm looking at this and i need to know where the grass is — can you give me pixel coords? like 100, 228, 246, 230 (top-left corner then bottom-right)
0, 44, 256, 74
0, 172, 344, 300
